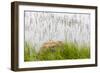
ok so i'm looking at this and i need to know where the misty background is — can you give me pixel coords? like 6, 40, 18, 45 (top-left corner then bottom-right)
24, 11, 90, 52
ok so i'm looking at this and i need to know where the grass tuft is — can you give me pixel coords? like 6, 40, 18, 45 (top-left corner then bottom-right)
24, 42, 37, 61
24, 42, 90, 61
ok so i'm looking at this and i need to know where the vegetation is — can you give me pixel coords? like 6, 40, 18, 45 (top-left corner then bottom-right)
24, 42, 37, 61
24, 42, 90, 61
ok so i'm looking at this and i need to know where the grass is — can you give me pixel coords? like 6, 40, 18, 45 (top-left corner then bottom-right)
24, 42, 90, 61
24, 42, 37, 61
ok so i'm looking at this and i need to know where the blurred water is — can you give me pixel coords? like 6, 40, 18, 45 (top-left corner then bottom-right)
25, 11, 90, 52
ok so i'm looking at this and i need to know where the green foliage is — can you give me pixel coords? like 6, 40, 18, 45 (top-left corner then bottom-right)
24, 42, 90, 61
79, 47, 90, 59
24, 42, 37, 61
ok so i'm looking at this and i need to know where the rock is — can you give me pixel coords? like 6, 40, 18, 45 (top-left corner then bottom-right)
40, 40, 63, 52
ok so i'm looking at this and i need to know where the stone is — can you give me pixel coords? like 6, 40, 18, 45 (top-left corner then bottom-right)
40, 40, 63, 52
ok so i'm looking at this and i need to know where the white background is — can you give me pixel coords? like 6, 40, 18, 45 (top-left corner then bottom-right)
0, 0, 99, 73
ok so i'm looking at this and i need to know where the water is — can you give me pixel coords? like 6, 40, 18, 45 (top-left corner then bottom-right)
24, 11, 90, 52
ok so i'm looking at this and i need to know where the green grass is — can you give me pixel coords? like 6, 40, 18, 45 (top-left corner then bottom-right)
24, 42, 37, 61
24, 42, 90, 61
